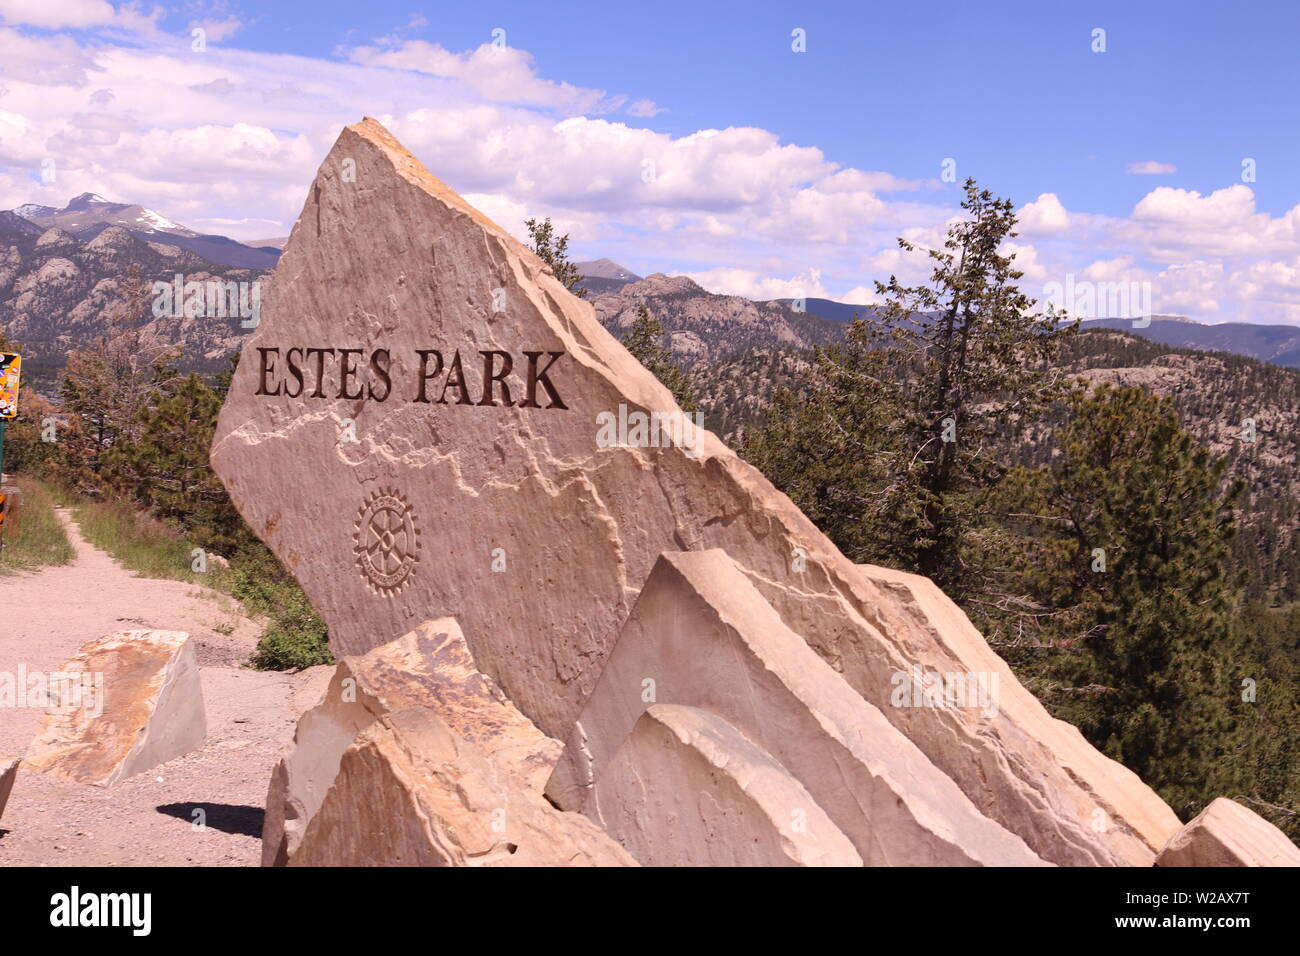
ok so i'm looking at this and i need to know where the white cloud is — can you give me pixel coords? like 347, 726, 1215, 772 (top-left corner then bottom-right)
1122, 184, 1300, 261
1018, 193, 1070, 236
1002, 242, 1049, 282
1126, 160, 1177, 175
0, 23, 1297, 321
189, 17, 244, 43
839, 285, 879, 306
346, 40, 650, 116
626, 98, 663, 118
676, 267, 830, 301
0, 0, 115, 29
0, 0, 163, 36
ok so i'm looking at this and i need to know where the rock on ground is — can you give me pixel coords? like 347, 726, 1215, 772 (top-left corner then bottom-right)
291, 708, 636, 867
1156, 798, 1300, 867
0, 506, 329, 866
265, 617, 561, 865
0, 758, 16, 821
549, 549, 1046, 867
23, 630, 206, 787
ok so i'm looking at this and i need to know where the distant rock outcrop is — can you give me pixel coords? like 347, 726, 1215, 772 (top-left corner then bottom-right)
10, 193, 281, 269
0, 213, 266, 391
591, 272, 844, 368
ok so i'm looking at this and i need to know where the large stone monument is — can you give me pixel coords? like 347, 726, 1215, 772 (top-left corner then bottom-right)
212, 118, 1292, 867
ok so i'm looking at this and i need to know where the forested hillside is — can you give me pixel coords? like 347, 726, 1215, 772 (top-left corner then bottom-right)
689, 329, 1300, 603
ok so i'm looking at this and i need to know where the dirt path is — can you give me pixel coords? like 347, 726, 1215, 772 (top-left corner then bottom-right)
0, 508, 329, 866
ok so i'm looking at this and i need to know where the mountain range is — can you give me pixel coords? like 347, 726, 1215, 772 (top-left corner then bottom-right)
2, 196, 1297, 598
0, 208, 262, 390
6, 194, 281, 270
4, 194, 1300, 401
583, 262, 1300, 370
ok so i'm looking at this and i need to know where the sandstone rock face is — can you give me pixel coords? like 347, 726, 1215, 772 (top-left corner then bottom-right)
590, 704, 862, 867
549, 549, 1046, 866
263, 617, 560, 865
1156, 798, 1300, 867
211, 117, 1177, 865
857, 564, 1183, 863
291, 708, 636, 867
22, 630, 205, 787
0, 757, 17, 821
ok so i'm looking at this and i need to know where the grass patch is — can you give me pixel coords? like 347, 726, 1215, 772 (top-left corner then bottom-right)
50, 487, 332, 671
0, 476, 75, 572
60, 493, 215, 585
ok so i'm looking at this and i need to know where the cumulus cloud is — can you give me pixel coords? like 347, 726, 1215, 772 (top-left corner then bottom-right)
1002, 242, 1049, 282
0, 0, 163, 37
1018, 193, 1070, 236
1122, 184, 1299, 261
345, 40, 651, 117
0, 21, 1297, 320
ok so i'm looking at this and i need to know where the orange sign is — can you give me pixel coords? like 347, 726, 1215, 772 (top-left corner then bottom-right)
0, 352, 19, 419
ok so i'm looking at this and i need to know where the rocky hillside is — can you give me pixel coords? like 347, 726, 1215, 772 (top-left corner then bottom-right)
1080, 316, 1300, 369
0, 215, 266, 392
591, 273, 845, 368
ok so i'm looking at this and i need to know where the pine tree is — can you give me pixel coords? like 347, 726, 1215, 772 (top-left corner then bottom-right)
746, 179, 1075, 600
742, 320, 916, 565
108, 373, 247, 554
870, 178, 1076, 592
53, 267, 179, 494
620, 305, 698, 413
1006, 385, 1250, 818
525, 217, 587, 297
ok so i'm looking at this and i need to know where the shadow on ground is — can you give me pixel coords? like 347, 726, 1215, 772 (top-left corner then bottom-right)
156, 803, 264, 839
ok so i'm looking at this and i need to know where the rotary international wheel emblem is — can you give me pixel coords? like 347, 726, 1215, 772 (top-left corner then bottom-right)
353, 488, 420, 595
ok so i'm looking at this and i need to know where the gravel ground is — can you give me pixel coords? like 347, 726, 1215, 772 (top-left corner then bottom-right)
0, 507, 331, 866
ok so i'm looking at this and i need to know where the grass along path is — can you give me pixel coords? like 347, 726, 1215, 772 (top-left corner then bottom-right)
0, 503, 332, 866
47, 487, 331, 670
0, 477, 75, 573
51, 488, 226, 586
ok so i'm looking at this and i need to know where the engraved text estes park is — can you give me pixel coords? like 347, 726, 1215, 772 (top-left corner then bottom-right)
253, 347, 568, 409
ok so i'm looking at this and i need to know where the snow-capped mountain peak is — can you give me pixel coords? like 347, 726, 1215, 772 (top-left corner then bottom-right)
137, 207, 181, 231
13, 203, 59, 218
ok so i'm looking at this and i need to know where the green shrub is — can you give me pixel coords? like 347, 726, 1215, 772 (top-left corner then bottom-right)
228, 543, 332, 670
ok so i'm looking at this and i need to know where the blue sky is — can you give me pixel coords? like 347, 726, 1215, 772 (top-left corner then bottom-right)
2, 0, 1299, 322
162, 0, 1300, 218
